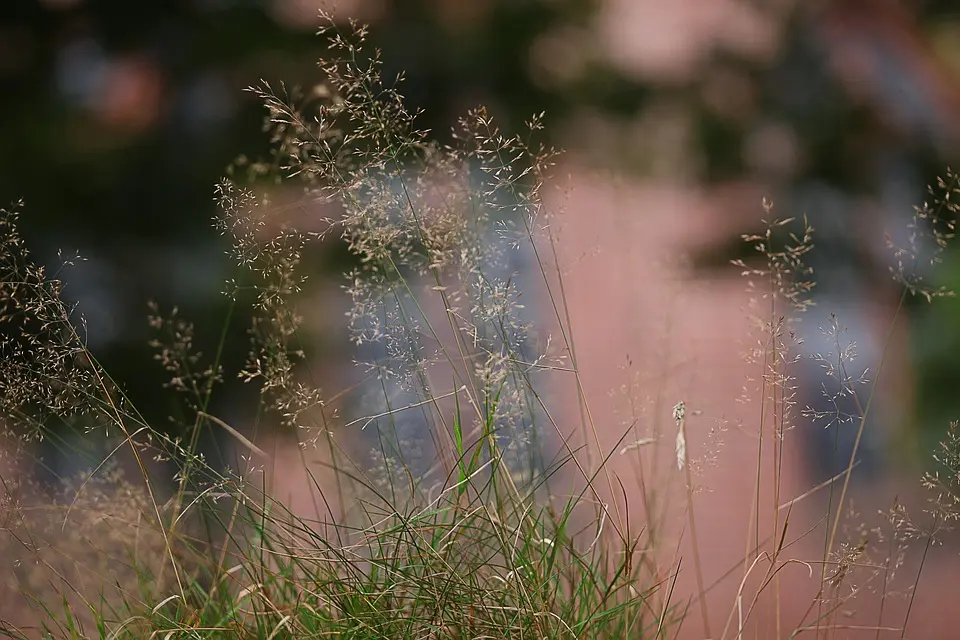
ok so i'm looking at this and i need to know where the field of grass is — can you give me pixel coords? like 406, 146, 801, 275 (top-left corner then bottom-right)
2, 17, 960, 639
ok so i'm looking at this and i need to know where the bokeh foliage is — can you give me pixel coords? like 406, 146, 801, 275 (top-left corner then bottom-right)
3, 0, 960, 469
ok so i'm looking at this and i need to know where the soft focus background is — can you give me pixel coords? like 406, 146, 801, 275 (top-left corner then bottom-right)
5, 0, 960, 475
4, 0, 960, 635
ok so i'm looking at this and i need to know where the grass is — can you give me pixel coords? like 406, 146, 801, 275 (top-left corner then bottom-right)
2, 15, 960, 639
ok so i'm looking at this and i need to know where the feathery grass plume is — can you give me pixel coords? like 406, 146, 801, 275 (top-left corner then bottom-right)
724, 189, 960, 637
816, 173, 959, 621
722, 209, 817, 639
887, 170, 958, 303
189, 14, 653, 638
0, 202, 102, 439
0, 204, 213, 636
218, 14, 562, 502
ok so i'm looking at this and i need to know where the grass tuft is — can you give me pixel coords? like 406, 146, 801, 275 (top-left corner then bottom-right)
1, 15, 959, 640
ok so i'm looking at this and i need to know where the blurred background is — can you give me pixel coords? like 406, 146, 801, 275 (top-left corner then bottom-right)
3, 0, 960, 484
